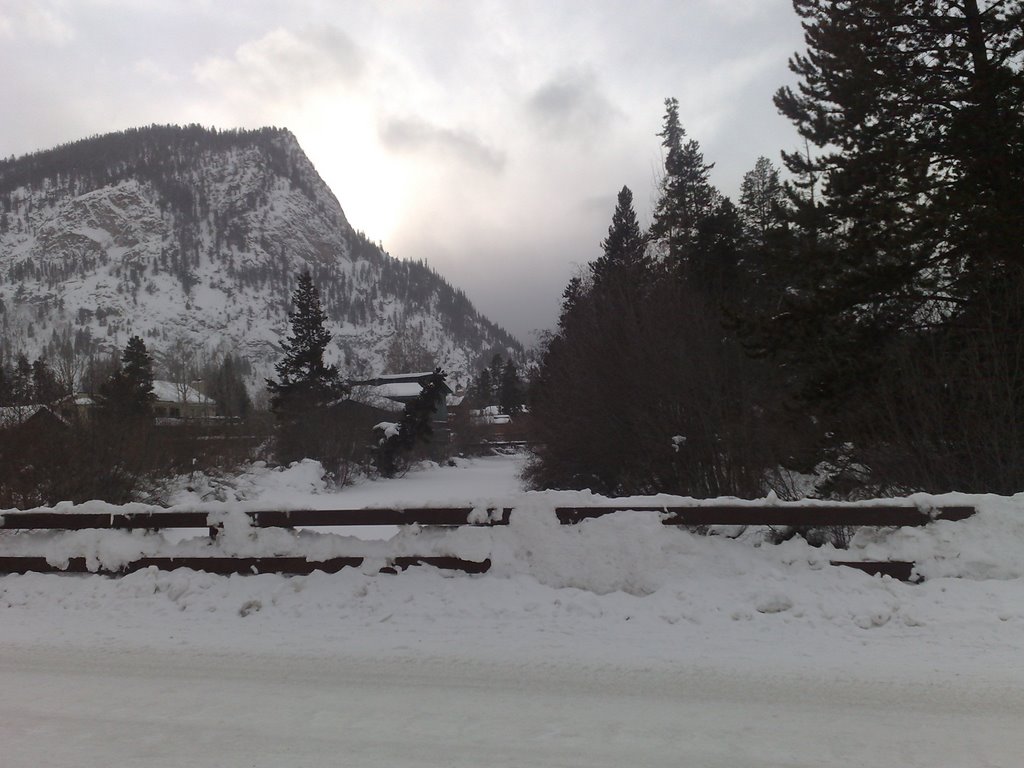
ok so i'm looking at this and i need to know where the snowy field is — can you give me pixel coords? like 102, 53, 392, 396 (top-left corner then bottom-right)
2, 454, 1024, 767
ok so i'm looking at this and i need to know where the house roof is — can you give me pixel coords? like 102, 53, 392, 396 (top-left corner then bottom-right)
375, 371, 437, 382
0, 405, 44, 429
151, 380, 216, 406
470, 406, 511, 424
348, 371, 453, 396
374, 382, 425, 400
346, 370, 452, 412
0, 404, 67, 429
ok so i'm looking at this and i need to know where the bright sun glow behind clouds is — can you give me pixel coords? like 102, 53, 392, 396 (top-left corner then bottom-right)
300, 104, 410, 246
186, 24, 408, 243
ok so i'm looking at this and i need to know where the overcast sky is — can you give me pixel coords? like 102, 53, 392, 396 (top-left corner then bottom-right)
0, 0, 806, 344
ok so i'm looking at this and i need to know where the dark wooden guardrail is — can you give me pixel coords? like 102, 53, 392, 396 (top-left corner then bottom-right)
0, 506, 511, 576
555, 504, 976, 527
0, 555, 491, 577
0, 506, 513, 531
0, 502, 975, 580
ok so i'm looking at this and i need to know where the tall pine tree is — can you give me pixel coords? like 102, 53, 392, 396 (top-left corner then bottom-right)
99, 335, 156, 419
266, 271, 342, 412
650, 98, 719, 272
267, 271, 345, 467
592, 186, 649, 288
763, 0, 1024, 492
738, 156, 786, 248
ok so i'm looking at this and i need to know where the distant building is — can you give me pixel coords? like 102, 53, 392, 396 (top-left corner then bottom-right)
151, 380, 217, 422
0, 404, 68, 434
347, 371, 453, 459
50, 382, 217, 423
55, 393, 97, 422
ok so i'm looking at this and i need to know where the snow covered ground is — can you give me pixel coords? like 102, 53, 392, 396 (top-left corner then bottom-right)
2, 454, 1024, 766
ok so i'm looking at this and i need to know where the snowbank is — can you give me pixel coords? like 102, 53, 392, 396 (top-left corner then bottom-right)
1, 455, 1022, 679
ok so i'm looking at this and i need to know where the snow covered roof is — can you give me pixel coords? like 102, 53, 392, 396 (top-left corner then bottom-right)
347, 390, 406, 414
373, 382, 425, 400
470, 407, 510, 425
348, 372, 453, 397
151, 380, 216, 405
375, 371, 436, 382
346, 371, 453, 409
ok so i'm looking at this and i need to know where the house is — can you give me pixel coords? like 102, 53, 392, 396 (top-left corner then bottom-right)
55, 393, 98, 422
472, 405, 512, 427
0, 404, 68, 435
347, 370, 453, 459
461, 404, 535, 446
0, 405, 70, 468
51, 382, 217, 423
151, 380, 217, 422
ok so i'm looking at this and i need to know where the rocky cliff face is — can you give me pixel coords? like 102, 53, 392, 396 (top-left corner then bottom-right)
0, 125, 520, 389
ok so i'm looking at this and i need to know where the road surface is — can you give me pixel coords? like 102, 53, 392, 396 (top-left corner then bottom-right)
2, 644, 1021, 767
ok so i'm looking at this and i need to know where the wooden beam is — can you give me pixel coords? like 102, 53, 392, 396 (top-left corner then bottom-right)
0, 507, 513, 531
0, 510, 209, 530
246, 508, 512, 528
831, 560, 917, 582
0, 555, 491, 576
555, 504, 975, 527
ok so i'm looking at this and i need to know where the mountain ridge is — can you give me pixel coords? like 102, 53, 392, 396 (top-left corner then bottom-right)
0, 125, 522, 390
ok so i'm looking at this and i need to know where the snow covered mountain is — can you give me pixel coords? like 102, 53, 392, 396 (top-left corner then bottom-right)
0, 125, 521, 389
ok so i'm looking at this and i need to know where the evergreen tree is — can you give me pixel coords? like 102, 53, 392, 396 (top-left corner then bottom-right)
693, 197, 745, 299
592, 186, 648, 288
498, 360, 525, 416
99, 336, 156, 418
219, 354, 252, 420
31, 357, 63, 403
202, 353, 251, 420
556, 275, 589, 333
771, 0, 1024, 352
375, 370, 448, 477
650, 98, 719, 270
528, 181, 768, 497
761, 0, 1024, 492
0, 363, 10, 406
487, 354, 505, 399
471, 366, 492, 407
739, 156, 786, 247
266, 271, 345, 466
12, 354, 32, 405
266, 271, 342, 412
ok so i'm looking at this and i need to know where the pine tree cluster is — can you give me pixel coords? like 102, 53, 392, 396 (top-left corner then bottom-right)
530, 0, 1024, 497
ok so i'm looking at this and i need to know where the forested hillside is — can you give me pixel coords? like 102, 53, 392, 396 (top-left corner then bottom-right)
0, 125, 521, 390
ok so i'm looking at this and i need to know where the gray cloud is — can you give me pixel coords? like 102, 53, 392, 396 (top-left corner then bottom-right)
194, 25, 364, 103
526, 71, 623, 140
2, 6, 75, 45
379, 117, 506, 173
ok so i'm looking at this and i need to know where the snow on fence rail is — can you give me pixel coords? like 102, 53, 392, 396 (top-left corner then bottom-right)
0, 501, 977, 580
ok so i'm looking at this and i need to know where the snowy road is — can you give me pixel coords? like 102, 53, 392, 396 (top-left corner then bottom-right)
3, 644, 1022, 768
